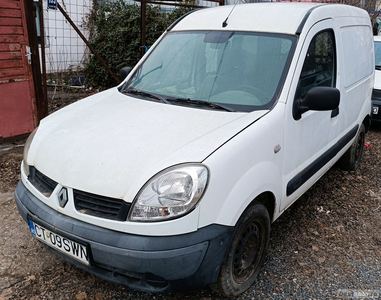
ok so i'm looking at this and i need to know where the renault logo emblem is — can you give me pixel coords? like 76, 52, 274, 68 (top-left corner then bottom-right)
57, 188, 68, 208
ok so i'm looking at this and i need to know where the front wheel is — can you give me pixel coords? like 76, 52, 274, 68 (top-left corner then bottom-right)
339, 123, 366, 171
210, 202, 270, 297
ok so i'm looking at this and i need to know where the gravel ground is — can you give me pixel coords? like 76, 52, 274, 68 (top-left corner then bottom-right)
0, 95, 380, 299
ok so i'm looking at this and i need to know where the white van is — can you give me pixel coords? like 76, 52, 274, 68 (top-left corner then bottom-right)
15, 3, 373, 297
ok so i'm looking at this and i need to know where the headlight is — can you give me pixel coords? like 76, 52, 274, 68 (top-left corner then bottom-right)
129, 164, 209, 222
23, 127, 38, 176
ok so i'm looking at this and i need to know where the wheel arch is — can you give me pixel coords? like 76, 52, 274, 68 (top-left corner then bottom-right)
363, 114, 371, 133
199, 158, 283, 229
253, 192, 276, 223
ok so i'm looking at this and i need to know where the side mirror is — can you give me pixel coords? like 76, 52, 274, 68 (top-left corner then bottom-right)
120, 67, 132, 81
293, 86, 340, 120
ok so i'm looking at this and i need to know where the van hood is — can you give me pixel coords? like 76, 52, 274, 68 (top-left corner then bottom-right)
28, 88, 266, 201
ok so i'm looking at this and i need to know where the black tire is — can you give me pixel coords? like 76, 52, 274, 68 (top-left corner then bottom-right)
210, 202, 270, 297
339, 123, 365, 171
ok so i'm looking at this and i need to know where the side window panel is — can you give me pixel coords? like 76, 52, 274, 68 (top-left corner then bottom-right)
341, 26, 373, 88
299, 30, 336, 98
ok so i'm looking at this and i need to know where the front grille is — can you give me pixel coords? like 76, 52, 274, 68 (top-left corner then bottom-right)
73, 189, 130, 221
29, 167, 129, 221
29, 167, 58, 196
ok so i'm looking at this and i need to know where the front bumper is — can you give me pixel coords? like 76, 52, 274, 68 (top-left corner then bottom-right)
371, 89, 381, 123
372, 99, 381, 123
14, 180, 233, 293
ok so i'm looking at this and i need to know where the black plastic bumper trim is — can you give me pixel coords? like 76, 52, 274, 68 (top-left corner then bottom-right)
14, 181, 234, 293
371, 98, 381, 122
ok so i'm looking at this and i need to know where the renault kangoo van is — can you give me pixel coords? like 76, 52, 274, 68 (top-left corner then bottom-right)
15, 3, 374, 297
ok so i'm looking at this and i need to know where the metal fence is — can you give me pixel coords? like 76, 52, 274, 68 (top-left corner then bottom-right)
39, 0, 225, 107
38, 0, 92, 107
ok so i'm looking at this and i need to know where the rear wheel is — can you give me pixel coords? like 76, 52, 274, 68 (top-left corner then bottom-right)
210, 202, 270, 297
339, 124, 365, 171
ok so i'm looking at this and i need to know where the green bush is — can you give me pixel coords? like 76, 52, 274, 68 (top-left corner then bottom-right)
84, 0, 193, 88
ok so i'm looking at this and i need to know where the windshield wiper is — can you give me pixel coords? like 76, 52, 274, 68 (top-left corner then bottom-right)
122, 87, 171, 104
122, 89, 235, 111
168, 98, 235, 112
376, 65, 381, 70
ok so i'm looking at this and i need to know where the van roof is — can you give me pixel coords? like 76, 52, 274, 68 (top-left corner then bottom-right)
170, 3, 368, 35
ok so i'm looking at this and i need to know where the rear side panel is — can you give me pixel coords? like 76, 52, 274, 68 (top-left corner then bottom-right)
339, 22, 374, 127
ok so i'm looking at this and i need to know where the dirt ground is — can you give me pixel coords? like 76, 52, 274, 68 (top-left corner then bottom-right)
1, 96, 381, 299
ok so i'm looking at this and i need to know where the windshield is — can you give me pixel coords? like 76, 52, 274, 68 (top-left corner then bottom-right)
122, 31, 296, 112
375, 41, 381, 68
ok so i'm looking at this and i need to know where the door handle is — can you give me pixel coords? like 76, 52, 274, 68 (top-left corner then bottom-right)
25, 46, 31, 64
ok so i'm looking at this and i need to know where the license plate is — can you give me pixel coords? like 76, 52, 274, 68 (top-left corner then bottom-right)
374, 106, 379, 115
29, 220, 89, 265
